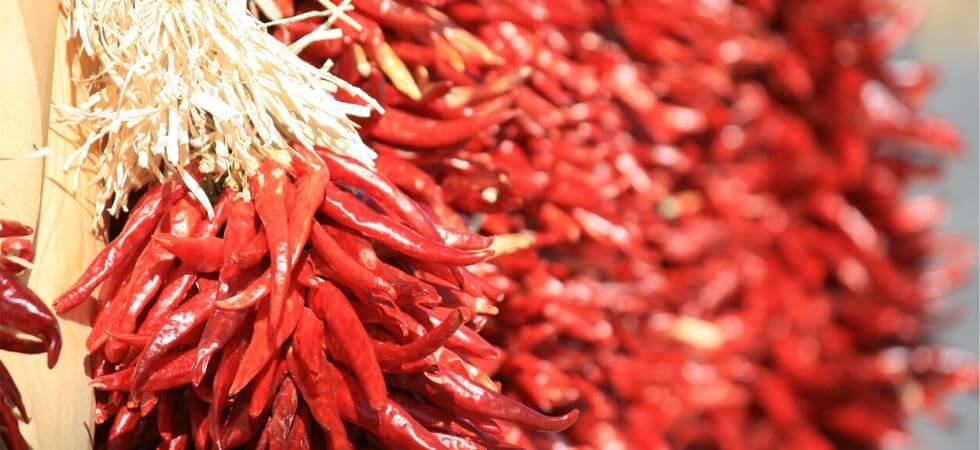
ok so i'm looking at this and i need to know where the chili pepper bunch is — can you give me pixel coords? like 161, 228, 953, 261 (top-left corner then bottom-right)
0, 219, 61, 450
267, 0, 977, 449
54, 147, 579, 449
48, 0, 976, 448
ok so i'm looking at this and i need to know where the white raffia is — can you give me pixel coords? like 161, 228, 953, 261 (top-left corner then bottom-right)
57, 0, 382, 219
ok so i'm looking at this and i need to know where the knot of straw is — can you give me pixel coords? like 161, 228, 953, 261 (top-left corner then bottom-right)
56, 0, 381, 220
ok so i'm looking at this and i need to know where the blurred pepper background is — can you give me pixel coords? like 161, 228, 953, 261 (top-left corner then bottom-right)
903, 0, 979, 448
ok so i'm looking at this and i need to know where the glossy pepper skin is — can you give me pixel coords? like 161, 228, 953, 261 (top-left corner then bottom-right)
54, 181, 181, 313
57, 158, 575, 449
0, 220, 32, 238
56, 0, 978, 448
278, 0, 976, 449
0, 220, 61, 450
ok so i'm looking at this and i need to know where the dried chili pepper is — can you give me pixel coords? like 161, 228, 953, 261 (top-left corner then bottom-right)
54, 0, 978, 448
61, 158, 551, 448
278, 0, 975, 448
0, 218, 61, 450
0, 220, 32, 238
54, 182, 180, 313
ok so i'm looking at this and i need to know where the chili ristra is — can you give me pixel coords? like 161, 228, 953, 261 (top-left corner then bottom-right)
52, 0, 978, 448
277, 0, 977, 448
57, 159, 575, 449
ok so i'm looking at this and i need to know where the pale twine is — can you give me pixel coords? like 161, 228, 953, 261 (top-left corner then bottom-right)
56, 0, 383, 221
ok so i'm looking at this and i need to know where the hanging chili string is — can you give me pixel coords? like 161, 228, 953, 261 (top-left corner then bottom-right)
52, 0, 978, 448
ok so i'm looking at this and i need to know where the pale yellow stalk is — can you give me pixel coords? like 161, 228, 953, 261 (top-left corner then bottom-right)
57, 0, 382, 220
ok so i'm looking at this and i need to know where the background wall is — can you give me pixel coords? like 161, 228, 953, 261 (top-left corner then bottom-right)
899, 0, 979, 448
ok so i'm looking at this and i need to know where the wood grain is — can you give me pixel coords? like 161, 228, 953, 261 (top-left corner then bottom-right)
2, 1, 101, 448
0, 0, 57, 222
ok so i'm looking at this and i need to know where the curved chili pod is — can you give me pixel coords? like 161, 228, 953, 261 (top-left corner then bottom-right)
310, 281, 388, 411
371, 107, 516, 149
0, 238, 33, 274
0, 267, 61, 367
287, 314, 353, 450
0, 220, 32, 238
0, 391, 29, 450
319, 150, 451, 244
130, 286, 217, 396
251, 161, 292, 318
154, 235, 224, 273
374, 307, 469, 367
0, 362, 28, 421
318, 361, 449, 450
320, 183, 492, 265
309, 224, 396, 299
393, 368, 579, 432
54, 181, 178, 313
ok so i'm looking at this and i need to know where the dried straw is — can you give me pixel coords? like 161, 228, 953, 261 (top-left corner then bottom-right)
56, 0, 382, 219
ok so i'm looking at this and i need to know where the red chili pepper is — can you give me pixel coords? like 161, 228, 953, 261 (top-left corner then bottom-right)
285, 405, 313, 450
54, 181, 180, 313
263, 167, 329, 326
219, 200, 260, 293
0, 220, 32, 238
104, 240, 176, 359
167, 196, 206, 238
229, 232, 268, 271
391, 391, 504, 446
436, 225, 494, 250
156, 435, 189, 450
188, 395, 209, 450
0, 238, 33, 274
229, 288, 302, 394
264, 377, 298, 450
92, 348, 198, 392
407, 306, 499, 360
434, 433, 490, 450
318, 149, 450, 243
391, 41, 435, 67
287, 313, 353, 450
394, 367, 579, 432
193, 201, 258, 383
210, 325, 250, 449
250, 161, 292, 318
322, 361, 451, 450
371, 106, 516, 149
214, 270, 272, 310
155, 390, 181, 441
374, 150, 444, 204
309, 224, 396, 299
106, 407, 141, 450
374, 307, 468, 368
376, 260, 443, 306
0, 267, 61, 367
320, 183, 492, 265
309, 281, 388, 411
0, 362, 28, 421
287, 169, 329, 266
0, 392, 29, 450
95, 389, 124, 425
153, 234, 224, 272
0, 328, 48, 354
248, 357, 287, 419
353, 0, 431, 31
139, 263, 198, 334
130, 285, 217, 396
